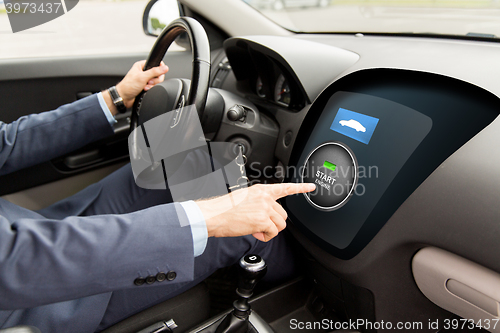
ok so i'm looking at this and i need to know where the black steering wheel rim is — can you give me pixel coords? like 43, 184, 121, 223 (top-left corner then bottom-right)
130, 17, 211, 131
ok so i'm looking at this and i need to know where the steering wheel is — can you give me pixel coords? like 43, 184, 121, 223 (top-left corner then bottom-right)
130, 17, 211, 130
128, 17, 212, 189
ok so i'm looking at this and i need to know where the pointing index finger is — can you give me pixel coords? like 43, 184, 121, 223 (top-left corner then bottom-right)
271, 183, 316, 200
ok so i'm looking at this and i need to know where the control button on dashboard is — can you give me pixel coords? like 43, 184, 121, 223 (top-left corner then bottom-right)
302, 141, 358, 211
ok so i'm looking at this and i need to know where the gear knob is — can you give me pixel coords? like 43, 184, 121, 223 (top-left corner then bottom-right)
237, 254, 267, 296
215, 254, 268, 331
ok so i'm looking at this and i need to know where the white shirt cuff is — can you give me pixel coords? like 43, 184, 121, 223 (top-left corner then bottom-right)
97, 92, 117, 127
180, 200, 208, 257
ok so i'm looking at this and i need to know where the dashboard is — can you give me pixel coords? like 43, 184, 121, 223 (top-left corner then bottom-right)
213, 33, 500, 330
221, 34, 499, 257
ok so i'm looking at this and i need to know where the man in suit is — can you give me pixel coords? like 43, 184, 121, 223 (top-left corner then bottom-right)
0, 61, 315, 332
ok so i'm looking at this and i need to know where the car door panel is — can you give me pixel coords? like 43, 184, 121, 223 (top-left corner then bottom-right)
0, 50, 195, 205
1, 163, 127, 210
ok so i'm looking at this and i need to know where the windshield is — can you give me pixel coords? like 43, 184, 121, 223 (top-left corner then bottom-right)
242, 0, 500, 39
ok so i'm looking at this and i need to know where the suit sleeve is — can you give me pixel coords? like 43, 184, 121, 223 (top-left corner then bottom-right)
0, 201, 195, 310
0, 94, 114, 176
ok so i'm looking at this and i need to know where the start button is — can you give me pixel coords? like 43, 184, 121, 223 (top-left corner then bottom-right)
301, 141, 358, 211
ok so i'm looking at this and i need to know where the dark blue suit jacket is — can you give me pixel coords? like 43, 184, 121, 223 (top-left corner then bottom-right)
0, 95, 195, 332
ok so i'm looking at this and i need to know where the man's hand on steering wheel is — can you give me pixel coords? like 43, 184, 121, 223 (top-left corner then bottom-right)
103, 60, 169, 115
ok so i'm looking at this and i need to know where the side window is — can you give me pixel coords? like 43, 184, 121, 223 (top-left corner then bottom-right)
0, 0, 183, 59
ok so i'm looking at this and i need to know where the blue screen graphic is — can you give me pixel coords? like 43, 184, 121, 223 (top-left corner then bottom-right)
330, 108, 379, 144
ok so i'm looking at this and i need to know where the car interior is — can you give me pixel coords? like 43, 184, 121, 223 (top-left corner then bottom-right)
1, 0, 500, 332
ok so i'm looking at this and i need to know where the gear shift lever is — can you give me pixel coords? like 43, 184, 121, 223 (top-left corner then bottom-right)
215, 254, 267, 333
234, 254, 267, 318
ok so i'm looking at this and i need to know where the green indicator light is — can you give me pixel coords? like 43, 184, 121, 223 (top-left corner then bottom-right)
323, 161, 336, 172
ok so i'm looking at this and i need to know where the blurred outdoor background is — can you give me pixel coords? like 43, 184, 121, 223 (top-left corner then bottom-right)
250, 0, 500, 34
1, 0, 500, 59
0, 0, 156, 59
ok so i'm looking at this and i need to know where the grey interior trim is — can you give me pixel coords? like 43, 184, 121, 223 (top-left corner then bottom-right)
0, 52, 194, 81
413, 247, 500, 332
0, 53, 147, 81
446, 279, 499, 317
295, 34, 500, 99
1, 163, 126, 210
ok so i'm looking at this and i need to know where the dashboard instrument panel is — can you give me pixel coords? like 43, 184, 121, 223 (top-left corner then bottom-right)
224, 38, 309, 111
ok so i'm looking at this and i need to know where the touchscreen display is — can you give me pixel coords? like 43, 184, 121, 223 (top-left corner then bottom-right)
286, 91, 432, 250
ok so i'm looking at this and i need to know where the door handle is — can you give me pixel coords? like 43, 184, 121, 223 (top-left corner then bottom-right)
63, 149, 103, 169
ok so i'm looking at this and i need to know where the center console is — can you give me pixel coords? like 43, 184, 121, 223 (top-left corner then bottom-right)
282, 69, 499, 259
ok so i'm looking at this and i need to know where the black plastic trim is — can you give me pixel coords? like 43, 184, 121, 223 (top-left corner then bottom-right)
223, 38, 310, 111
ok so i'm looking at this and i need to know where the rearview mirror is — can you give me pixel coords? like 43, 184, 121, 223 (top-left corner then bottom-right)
142, 0, 181, 37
